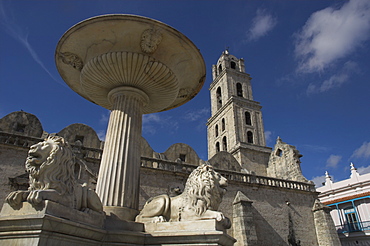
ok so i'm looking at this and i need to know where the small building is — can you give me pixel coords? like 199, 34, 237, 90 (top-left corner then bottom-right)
317, 163, 370, 245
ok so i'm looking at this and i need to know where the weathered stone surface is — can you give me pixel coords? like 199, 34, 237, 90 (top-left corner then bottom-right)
163, 143, 202, 165
0, 201, 145, 246
0, 111, 43, 138
143, 220, 236, 246
58, 123, 102, 149
267, 137, 308, 182
208, 151, 242, 172
0, 200, 104, 228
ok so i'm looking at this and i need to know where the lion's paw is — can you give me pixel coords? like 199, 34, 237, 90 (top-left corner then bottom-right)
215, 211, 225, 222
6, 191, 26, 208
27, 190, 43, 205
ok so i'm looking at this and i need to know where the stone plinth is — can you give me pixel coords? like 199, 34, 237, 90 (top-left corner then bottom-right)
143, 220, 236, 246
0, 201, 146, 245
0, 201, 236, 245
0, 200, 105, 229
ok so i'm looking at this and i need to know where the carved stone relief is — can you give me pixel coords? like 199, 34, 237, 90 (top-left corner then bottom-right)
59, 52, 84, 71
140, 29, 163, 54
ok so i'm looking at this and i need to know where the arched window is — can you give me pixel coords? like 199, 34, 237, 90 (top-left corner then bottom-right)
216, 87, 222, 110
231, 61, 236, 69
221, 118, 225, 131
216, 142, 220, 153
222, 136, 227, 151
215, 125, 219, 137
218, 64, 222, 74
247, 131, 253, 144
237, 83, 243, 97
245, 112, 251, 125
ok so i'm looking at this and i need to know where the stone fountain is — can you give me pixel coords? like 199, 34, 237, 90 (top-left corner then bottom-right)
55, 14, 206, 221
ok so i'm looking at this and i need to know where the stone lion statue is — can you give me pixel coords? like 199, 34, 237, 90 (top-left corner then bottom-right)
6, 136, 103, 213
135, 164, 231, 229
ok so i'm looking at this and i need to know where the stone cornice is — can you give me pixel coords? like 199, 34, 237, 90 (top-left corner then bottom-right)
209, 69, 252, 91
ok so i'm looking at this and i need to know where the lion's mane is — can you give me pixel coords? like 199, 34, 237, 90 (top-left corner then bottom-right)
26, 136, 76, 196
182, 164, 224, 216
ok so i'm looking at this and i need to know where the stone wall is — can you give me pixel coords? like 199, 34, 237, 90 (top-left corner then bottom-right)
139, 162, 319, 246
0, 145, 29, 206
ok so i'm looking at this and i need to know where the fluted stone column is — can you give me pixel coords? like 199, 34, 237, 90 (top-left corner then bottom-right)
96, 86, 149, 220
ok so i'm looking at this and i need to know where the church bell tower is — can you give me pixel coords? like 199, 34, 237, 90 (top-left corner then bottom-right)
207, 50, 271, 175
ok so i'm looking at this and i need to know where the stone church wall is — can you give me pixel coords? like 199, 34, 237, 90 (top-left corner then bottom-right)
139, 164, 319, 246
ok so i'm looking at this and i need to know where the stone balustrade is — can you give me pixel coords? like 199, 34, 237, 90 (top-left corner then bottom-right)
0, 132, 315, 192
141, 156, 316, 192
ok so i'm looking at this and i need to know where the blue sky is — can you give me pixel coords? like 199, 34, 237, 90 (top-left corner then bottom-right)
1, 0, 369, 186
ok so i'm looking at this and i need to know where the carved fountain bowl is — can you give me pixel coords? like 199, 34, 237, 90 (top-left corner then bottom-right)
55, 14, 206, 114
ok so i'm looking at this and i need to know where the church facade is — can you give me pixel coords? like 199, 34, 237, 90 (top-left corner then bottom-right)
0, 51, 340, 245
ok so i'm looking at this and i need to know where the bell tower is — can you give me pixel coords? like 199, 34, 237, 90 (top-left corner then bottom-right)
207, 50, 271, 175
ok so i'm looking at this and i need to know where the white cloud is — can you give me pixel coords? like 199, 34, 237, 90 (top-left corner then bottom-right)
311, 174, 328, 188
351, 142, 370, 159
306, 61, 359, 94
301, 144, 331, 153
326, 154, 342, 168
264, 130, 272, 144
142, 113, 178, 135
142, 114, 162, 135
357, 165, 370, 175
247, 9, 277, 41
97, 130, 106, 141
183, 108, 209, 122
294, 0, 370, 73
99, 111, 110, 125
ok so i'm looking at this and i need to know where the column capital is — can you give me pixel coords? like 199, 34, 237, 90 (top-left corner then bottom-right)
108, 86, 149, 107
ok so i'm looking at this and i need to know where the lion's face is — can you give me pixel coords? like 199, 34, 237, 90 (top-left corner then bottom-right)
184, 164, 228, 213
26, 139, 55, 166
26, 136, 76, 194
